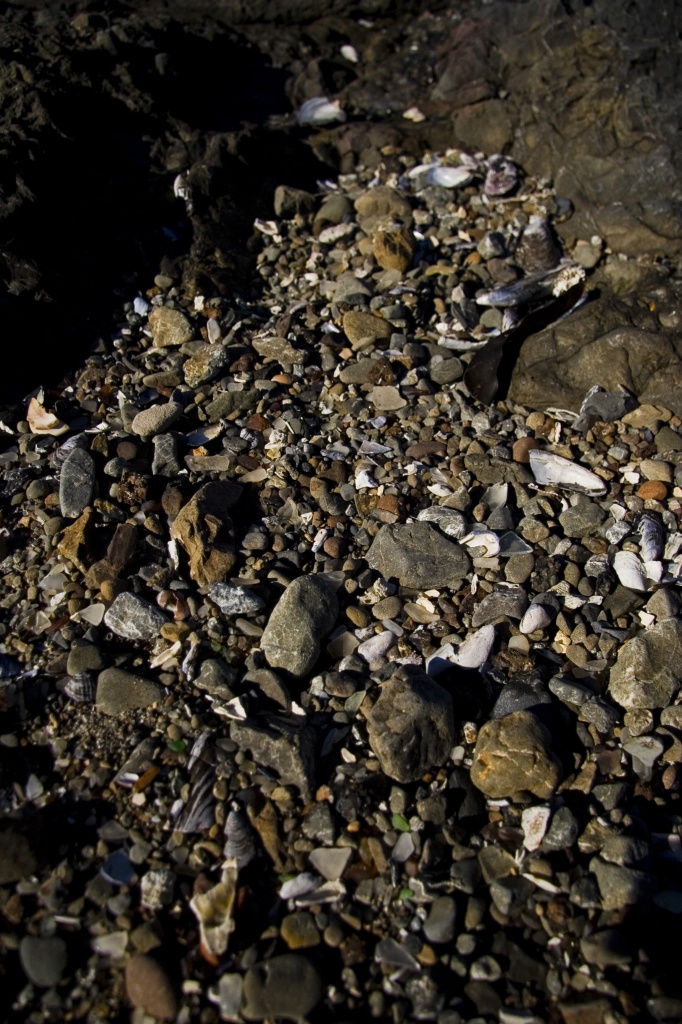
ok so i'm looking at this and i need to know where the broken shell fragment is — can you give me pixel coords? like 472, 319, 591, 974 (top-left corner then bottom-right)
519, 602, 554, 635
613, 550, 648, 592
637, 511, 664, 562
157, 589, 189, 621
453, 624, 496, 669
461, 527, 500, 558
297, 97, 346, 125
427, 164, 473, 188
26, 396, 69, 436
528, 449, 607, 496
189, 857, 238, 964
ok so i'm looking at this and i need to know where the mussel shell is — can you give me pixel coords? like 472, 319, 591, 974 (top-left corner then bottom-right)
64, 672, 97, 703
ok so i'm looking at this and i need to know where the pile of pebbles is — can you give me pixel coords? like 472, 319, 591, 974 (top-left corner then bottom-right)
2, 148, 682, 1024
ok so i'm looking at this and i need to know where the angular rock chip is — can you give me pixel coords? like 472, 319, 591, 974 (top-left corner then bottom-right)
59, 446, 95, 518
104, 592, 167, 641
149, 305, 193, 348
609, 618, 682, 709
367, 522, 470, 589
170, 480, 241, 586
366, 667, 454, 783
260, 575, 338, 677
471, 710, 562, 800
230, 716, 316, 800
183, 344, 229, 388
58, 507, 96, 572
96, 668, 164, 715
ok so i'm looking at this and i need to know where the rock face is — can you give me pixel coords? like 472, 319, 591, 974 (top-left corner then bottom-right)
470, 711, 562, 799
366, 668, 455, 783
170, 481, 241, 586
608, 618, 682, 709
260, 575, 339, 677
509, 298, 682, 415
367, 522, 470, 590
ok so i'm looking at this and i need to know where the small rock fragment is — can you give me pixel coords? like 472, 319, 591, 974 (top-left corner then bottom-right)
241, 954, 323, 1021
60, 446, 95, 518
260, 575, 338, 677
104, 592, 167, 641
471, 711, 562, 799
149, 305, 193, 347
170, 481, 241, 586
609, 618, 682, 708
96, 668, 164, 715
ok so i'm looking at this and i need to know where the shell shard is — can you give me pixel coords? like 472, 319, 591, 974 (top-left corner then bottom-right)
427, 164, 473, 188
417, 506, 467, 539
453, 624, 496, 669
175, 733, 217, 833
189, 857, 238, 963
484, 156, 519, 197
613, 550, 648, 592
461, 528, 500, 558
637, 512, 664, 562
528, 449, 607, 496
476, 264, 585, 309
64, 671, 97, 703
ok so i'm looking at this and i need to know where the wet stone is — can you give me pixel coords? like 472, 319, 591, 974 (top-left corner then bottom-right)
241, 954, 323, 1021
59, 446, 95, 518
152, 433, 180, 477
260, 575, 338, 678
471, 711, 562, 800
609, 618, 682, 708
131, 401, 183, 438
366, 667, 454, 783
125, 954, 179, 1021
367, 522, 470, 590
423, 896, 457, 944
19, 936, 67, 988
96, 668, 164, 715
104, 592, 167, 641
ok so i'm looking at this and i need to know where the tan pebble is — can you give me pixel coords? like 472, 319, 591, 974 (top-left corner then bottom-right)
125, 954, 178, 1021
637, 480, 667, 501
323, 536, 346, 559
525, 411, 546, 431
512, 437, 541, 463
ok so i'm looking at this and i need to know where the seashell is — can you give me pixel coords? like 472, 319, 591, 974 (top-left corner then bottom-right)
613, 550, 648, 592
476, 264, 585, 309
637, 511, 664, 562
279, 872, 321, 900
515, 216, 561, 274
528, 449, 607, 496
482, 482, 508, 509
453, 624, 496, 669
340, 44, 359, 63
297, 96, 346, 126
26, 396, 69, 436
461, 528, 500, 558
64, 671, 97, 703
521, 805, 551, 851
190, 857, 238, 964
186, 424, 223, 447
427, 164, 473, 188
223, 809, 257, 869
417, 506, 467, 539
484, 156, 520, 197
644, 560, 664, 583
175, 733, 216, 833
157, 589, 189, 621
519, 603, 554, 635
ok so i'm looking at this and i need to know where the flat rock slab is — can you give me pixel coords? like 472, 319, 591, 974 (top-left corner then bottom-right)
96, 668, 164, 715
609, 618, 682, 709
367, 521, 471, 589
59, 446, 95, 518
366, 668, 454, 783
260, 575, 339, 677
104, 592, 167, 641
471, 710, 562, 800
170, 480, 241, 586
242, 954, 323, 1021
230, 716, 316, 800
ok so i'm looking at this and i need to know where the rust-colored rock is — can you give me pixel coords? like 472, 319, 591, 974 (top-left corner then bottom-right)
170, 481, 241, 586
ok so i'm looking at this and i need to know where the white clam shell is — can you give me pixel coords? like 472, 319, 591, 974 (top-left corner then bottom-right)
461, 528, 500, 558
427, 164, 473, 188
189, 857, 238, 960
519, 602, 553, 635
529, 449, 607, 496
297, 97, 346, 126
453, 624, 496, 668
417, 506, 467, 539
613, 550, 648, 591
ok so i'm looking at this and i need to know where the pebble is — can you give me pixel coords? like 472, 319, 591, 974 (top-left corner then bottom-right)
342, 310, 391, 350
367, 522, 470, 589
471, 711, 562, 799
637, 480, 667, 500
209, 582, 265, 616
241, 954, 323, 1021
230, 716, 316, 799
59, 446, 95, 518
104, 592, 167, 640
19, 935, 67, 987
280, 911, 320, 949
96, 668, 164, 715
423, 896, 456, 944
67, 642, 104, 675
131, 401, 183, 438
309, 847, 351, 880
152, 433, 181, 476
170, 480, 241, 585
125, 953, 179, 1020
260, 575, 339, 677
148, 305, 194, 347
366, 667, 454, 783
609, 618, 682, 708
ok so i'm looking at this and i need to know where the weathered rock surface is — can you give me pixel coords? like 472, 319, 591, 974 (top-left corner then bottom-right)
104, 592, 167, 641
149, 306, 194, 348
366, 668, 455, 783
59, 446, 95, 518
170, 480, 241, 586
230, 716, 316, 799
260, 575, 338, 677
96, 668, 164, 715
471, 710, 562, 799
367, 522, 470, 590
608, 618, 682, 709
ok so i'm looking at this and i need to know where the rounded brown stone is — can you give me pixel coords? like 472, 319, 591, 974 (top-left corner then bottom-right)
636, 480, 667, 500
323, 536, 346, 558
125, 955, 178, 1021
512, 437, 541, 463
